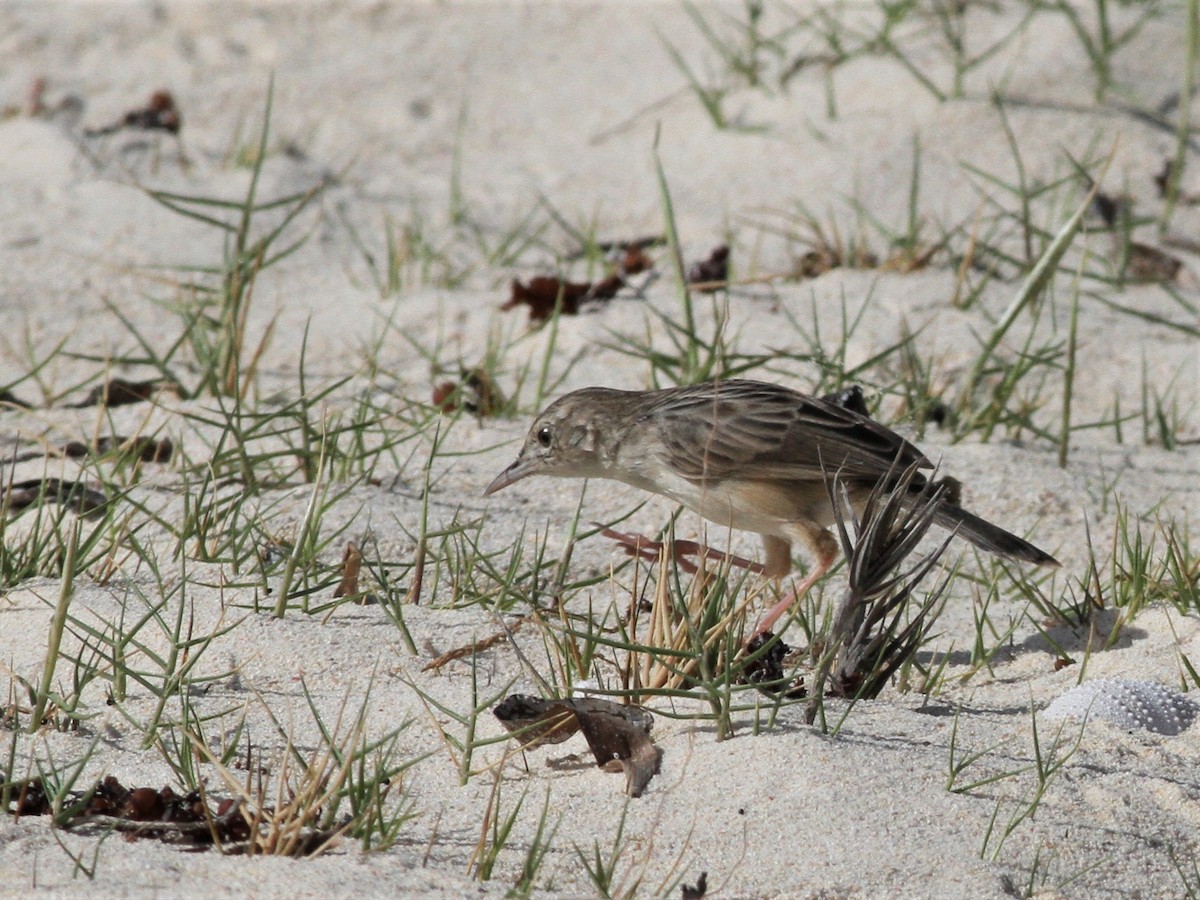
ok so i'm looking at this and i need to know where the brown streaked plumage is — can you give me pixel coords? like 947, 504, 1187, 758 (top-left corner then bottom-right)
485, 379, 1059, 634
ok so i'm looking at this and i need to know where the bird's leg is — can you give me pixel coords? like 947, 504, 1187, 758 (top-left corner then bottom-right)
600, 527, 766, 576
753, 528, 840, 637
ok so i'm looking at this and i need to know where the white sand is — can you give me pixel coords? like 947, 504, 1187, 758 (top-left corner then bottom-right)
2, 2, 1199, 896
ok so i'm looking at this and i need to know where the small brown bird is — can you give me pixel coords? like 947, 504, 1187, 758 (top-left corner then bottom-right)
485, 379, 1059, 634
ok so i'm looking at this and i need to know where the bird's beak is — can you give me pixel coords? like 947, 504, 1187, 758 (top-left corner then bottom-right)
483, 456, 538, 496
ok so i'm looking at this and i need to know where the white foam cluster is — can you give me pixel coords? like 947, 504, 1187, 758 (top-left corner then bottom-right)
1043, 678, 1199, 735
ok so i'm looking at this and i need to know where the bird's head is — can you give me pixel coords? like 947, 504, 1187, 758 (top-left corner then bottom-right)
483, 388, 629, 495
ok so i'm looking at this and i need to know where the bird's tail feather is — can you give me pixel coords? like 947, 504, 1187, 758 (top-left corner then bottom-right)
933, 503, 1059, 568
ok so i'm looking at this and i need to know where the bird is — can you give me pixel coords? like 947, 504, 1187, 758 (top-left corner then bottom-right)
484, 378, 1059, 635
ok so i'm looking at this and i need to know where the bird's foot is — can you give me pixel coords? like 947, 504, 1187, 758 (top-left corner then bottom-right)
599, 527, 765, 576
750, 555, 833, 638
752, 594, 796, 639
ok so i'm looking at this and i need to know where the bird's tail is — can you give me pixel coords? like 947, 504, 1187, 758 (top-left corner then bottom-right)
933, 503, 1059, 568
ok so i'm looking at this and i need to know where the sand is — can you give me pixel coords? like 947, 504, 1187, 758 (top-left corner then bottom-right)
2, 2, 1199, 897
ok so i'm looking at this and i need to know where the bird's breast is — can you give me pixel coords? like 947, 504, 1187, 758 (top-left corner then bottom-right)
615, 461, 838, 538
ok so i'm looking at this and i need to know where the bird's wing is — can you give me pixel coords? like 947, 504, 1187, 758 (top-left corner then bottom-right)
646, 380, 930, 484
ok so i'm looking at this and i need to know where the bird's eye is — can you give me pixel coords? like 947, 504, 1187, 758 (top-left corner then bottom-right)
536, 425, 553, 448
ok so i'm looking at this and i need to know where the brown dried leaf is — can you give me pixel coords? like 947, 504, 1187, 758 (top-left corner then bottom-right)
431, 381, 457, 410
67, 436, 175, 462
502, 275, 623, 323
493, 694, 580, 747
494, 694, 661, 797
9, 436, 174, 466
70, 378, 182, 409
432, 368, 505, 416
1091, 191, 1126, 227
795, 248, 839, 278
333, 542, 362, 599
681, 872, 709, 899
1154, 159, 1200, 204
86, 89, 181, 137
502, 276, 589, 321
619, 244, 654, 275
1125, 242, 1183, 283
37, 776, 209, 834
740, 632, 789, 688
687, 245, 729, 291
3, 478, 108, 516
422, 616, 530, 671
8, 777, 51, 816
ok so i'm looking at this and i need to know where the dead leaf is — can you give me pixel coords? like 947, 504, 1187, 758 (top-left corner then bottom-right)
795, 248, 839, 278
333, 542, 362, 599
681, 872, 708, 899
492, 694, 579, 747
740, 631, 790, 689
86, 89, 181, 137
1088, 190, 1129, 227
1154, 159, 1200, 204
687, 245, 729, 291
8, 436, 174, 465
793, 244, 878, 279
619, 244, 654, 275
8, 776, 51, 816
69, 378, 182, 409
66, 436, 174, 463
42, 775, 260, 848
494, 694, 662, 797
431, 368, 506, 416
3, 478, 108, 517
502, 275, 624, 323
1125, 242, 1183, 283
422, 616, 530, 671
431, 382, 456, 410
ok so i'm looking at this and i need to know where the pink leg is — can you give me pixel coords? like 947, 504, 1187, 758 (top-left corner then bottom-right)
752, 562, 830, 637
600, 527, 766, 575
753, 530, 840, 637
